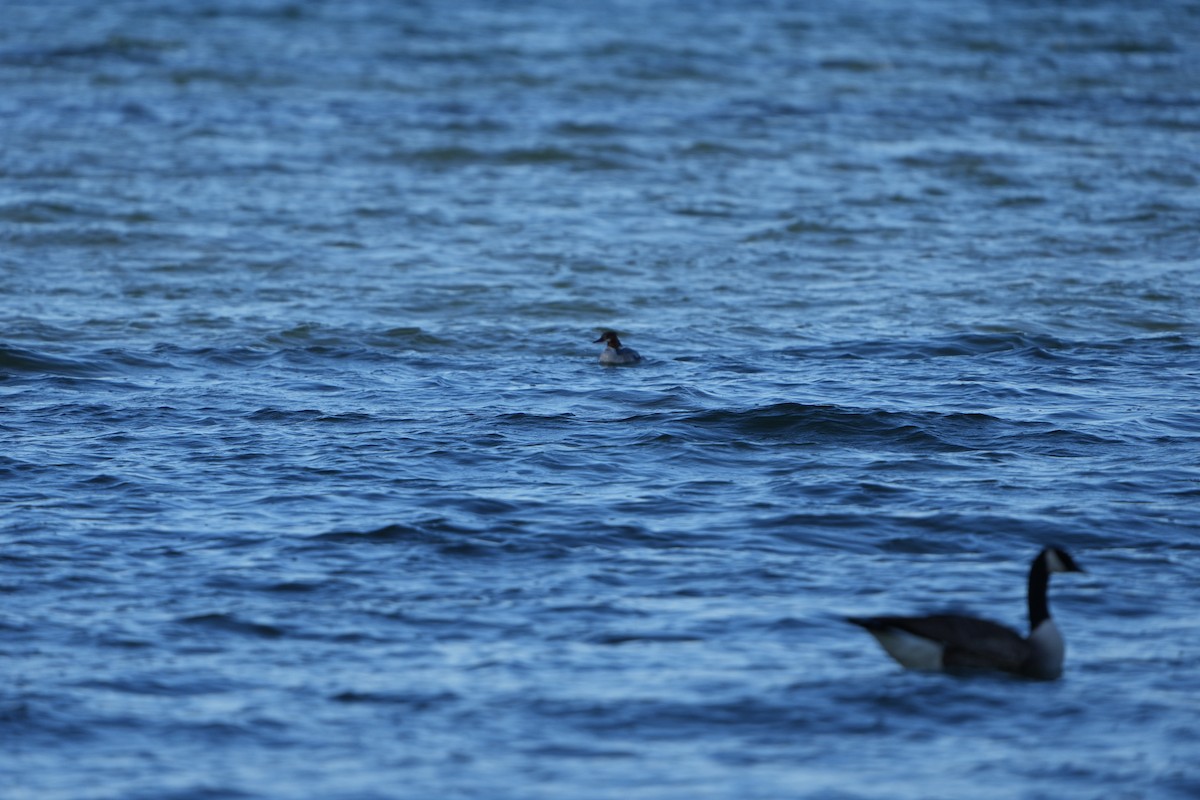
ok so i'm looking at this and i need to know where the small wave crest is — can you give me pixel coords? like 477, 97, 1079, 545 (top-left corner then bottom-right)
669, 402, 1116, 456
0, 344, 108, 378
794, 330, 1073, 361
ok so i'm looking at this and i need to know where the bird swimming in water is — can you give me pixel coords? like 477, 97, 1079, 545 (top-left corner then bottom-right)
847, 546, 1085, 680
594, 331, 642, 366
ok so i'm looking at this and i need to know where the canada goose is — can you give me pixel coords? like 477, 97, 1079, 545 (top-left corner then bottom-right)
848, 547, 1084, 680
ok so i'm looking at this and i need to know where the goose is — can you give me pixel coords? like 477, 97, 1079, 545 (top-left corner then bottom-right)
594, 331, 642, 365
848, 547, 1084, 680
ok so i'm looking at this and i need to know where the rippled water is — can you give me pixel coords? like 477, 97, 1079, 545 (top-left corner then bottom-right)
3, 2, 1200, 798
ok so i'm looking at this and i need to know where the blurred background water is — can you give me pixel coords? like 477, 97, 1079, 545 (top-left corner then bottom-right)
2, 1, 1199, 798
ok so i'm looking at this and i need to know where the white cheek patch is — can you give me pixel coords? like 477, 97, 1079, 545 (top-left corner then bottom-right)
1044, 548, 1064, 573
870, 628, 944, 671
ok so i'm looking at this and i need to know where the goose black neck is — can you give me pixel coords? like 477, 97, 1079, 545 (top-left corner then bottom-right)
1027, 553, 1051, 630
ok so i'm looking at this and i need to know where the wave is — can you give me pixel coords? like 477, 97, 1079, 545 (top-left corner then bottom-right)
0, 343, 181, 389
789, 330, 1073, 361
784, 330, 1197, 365
378, 144, 635, 172
304, 516, 709, 560
309, 521, 509, 558
664, 402, 1118, 456
176, 612, 287, 640
0, 344, 108, 378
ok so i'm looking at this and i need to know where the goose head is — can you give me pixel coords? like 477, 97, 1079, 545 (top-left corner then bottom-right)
1043, 546, 1085, 575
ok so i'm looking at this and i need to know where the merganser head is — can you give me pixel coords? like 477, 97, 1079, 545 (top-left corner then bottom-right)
594, 331, 622, 348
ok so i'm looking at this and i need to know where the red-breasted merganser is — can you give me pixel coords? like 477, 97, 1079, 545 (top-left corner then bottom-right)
594, 331, 642, 365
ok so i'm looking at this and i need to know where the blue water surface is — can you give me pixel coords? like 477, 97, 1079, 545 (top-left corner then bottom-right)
3, 1, 1199, 798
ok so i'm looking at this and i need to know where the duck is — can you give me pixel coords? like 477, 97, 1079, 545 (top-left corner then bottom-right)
847, 546, 1085, 680
594, 331, 642, 366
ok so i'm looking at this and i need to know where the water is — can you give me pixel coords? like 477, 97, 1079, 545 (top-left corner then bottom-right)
3, 1, 1199, 798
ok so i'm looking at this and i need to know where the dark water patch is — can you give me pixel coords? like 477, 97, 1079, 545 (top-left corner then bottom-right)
495, 411, 582, 431
827, 678, 1074, 734
995, 194, 1048, 208
1, 35, 180, 67
99, 348, 178, 372
1142, 411, 1200, 436
331, 690, 459, 709
499, 145, 624, 170
75, 472, 141, 490
798, 330, 1074, 361
307, 517, 702, 559
674, 402, 918, 441
310, 521, 508, 558
72, 673, 245, 698
0, 344, 109, 378
0, 696, 100, 745
312, 411, 378, 424
0, 199, 90, 224
882, 510, 1115, 550
179, 345, 280, 369
266, 323, 361, 350
531, 692, 829, 741
668, 402, 1114, 456
549, 521, 689, 552
553, 121, 625, 137
541, 601, 649, 620
382, 143, 632, 172
268, 579, 326, 593
820, 57, 890, 73
176, 613, 288, 640
245, 407, 325, 423
521, 743, 638, 761
879, 535, 988, 556
586, 631, 706, 646
371, 606, 533, 640
200, 568, 346, 596
372, 326, 449, 349
752, 511, 917, 551
742, 217, 894, 244
1016, 426, 1122, 457
121, 787, 258, 800
450, 496, 525, 517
